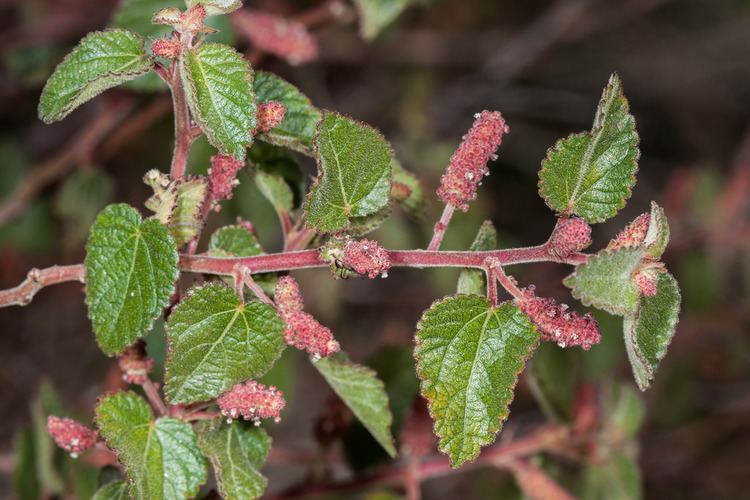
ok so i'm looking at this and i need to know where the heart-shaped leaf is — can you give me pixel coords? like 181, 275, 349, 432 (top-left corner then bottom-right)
253, 70, 320, 155
165, 283, 285, 404
564, 247, 644, 316
182, 43, 255, 159
197, 422, 271, 500
304, 111, 393, 233
314, 353, 396, 457
415, 295, 539, 466
39, 30, 152, 123
95, 392, 207, 499
538, 74, 639, 223
85, 204, 178, 355
624, 272, 681, 390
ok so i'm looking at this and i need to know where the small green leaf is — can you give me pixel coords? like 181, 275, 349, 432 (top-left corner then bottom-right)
538, 74, 639, 223
12, 429, 39, 500
95, 392, 207, 499
197, 422, 271, 500
165, 283, 285, 403
457, 221, 497, 295
208, 224, 262, 258
253, 70, 320, 155
92, 480, 129, 500
255, 170, 293, 214
352, 0, 418, 40
564, 247, 644, 316
582, 452, 642, 500
528, 344, 578, 422
38, 30, 152, 123
644, 201, 670, 260
624, 272, 681, 390
186, 0, 242, 15
414, 296, 539, 466
85, 204, 178, 355
182, 43, 255, 159
602, 383, 645, 439
304, 111, 393, 233
314, 353, 396, 457
391, 159, 426, 218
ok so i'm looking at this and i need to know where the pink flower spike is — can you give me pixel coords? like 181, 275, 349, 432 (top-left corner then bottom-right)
516, 288, 601, 350
342, 238, 391, 279
275, 275, 304, 315
283, 311, 340, 359
208, 154, 245, 204
548, 217, 592, 258
255, 101, 286, 133
233, 11, 318, 65
47, 416, 97, 458
608, 212, 649, 251
437, 111, 508, 211
217, 381, 286, 424
151, 38, 181, 59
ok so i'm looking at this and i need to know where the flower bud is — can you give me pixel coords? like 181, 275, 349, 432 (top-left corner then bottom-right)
151, 38, 181, 59
516, 287, 601, 350
274, 275, 304, 315
547, 217, 592, 258
342, 238, 391, 279
608, 212, 649, 250
255, 101, 286, 133
217, 381, 285, 424
437, 111, 508, 211
47, 416, 97, 458
117, 342, 154, 385
208, 154, 244, 204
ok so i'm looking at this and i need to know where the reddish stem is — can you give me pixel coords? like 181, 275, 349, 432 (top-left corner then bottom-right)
141, 379, 168, 416
427, 204, 455, 251
169, 64, 192, 180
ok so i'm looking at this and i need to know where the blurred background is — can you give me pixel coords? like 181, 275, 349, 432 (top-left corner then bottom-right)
1, 0, 749, 498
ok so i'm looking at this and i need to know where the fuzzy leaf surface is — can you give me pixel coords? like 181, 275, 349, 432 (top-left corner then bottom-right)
186, 0, 242, 15
305, 111, 392, 233
457, 221, 497, 295
255, 170, 294, 214
197, 422, 271, 500
92, 481, 128, 500
182, 43, 254, 159
624, 272, 681, 390
564, 247, 643, 316
414, 296, 539, 466
538, 74, 639, 223
314, 354, 396, 457
38, 30, 152, 123
208, 225, 262, 257
85, 204, 178, 355
253, 70, 320, 155
95, 392, 207, 499
352, 0, 418, 39
165, 283, 285, 403
644, 201, 670, 260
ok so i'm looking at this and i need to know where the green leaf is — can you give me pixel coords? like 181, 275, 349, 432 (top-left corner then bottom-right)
313, 353, 397, 457
197, 422, 271, 500
528, 344, 578, 422
304, 111, 393, 233
186, 0, 242, 16
85, 204, 178, 355
208, 224, 262, 257
538, 74, 639, 223
352, 0, 418, 40
95, 392, 207, 499
457, 221, 497, 295
182, 43, 255, 159
30, 382, 65, 495
582, 452, 642, 500
347, 204, 392, 236
253, 70, 320, 155
391, 159, 425, 218
414, 296, 539, 466
165, 283, 285, 403
564, 247, 644, 316
13, 429, 39, 500
38, 30, 152, 123
623, 272, 681, 390
92, 480, 129, 500
644, 201, 670, 260
255, 170, 294, 214
602, 383, 645, 439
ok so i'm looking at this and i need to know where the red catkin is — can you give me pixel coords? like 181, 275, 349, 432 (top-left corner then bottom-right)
47, 416, 98, 458
217, 380, 285, 425
341, 238, 391, 279
179, 4, 207, 32
117, 343, 154, 385
634, 267, 662, 297
208, 154, 244, 204
548, 217, 592, 258
608, 212, 649, 250
235, 11, 318, 65
151, 38, 181, 59
255, 101, 286, 133
275, 275, 304, 314
516, 287, 601, 350
437, 111, 508, 211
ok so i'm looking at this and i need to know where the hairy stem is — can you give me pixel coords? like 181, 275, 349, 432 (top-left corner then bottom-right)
427, 204, 455, 251
141, 379, 168, 416
169, 63, 192, 180
0, 264, 85, 307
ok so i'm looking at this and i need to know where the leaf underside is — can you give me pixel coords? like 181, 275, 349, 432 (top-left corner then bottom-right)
39, 29, 152, 123
414, 295, 539, 466
304, 111, 393, 233
84, 204, 178, 355
95, 392, 207, 499
624, 272, 681, 390
538, 74, 639, 223
165, 283, 285, 404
